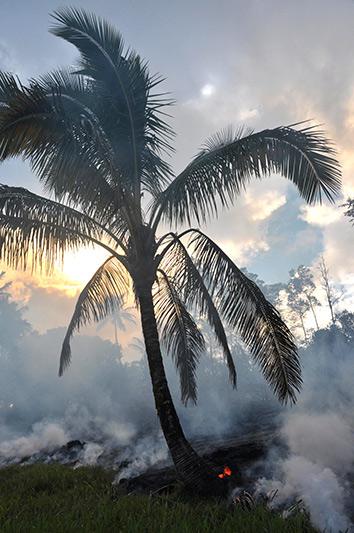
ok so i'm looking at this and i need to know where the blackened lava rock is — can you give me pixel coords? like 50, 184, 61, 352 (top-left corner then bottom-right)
64, 440, 85, 450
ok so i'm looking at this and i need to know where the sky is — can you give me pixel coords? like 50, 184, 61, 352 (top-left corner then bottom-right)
1, 0, 354, 340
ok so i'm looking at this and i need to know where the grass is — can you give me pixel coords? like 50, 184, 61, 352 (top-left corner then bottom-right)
0, 464, 316, 532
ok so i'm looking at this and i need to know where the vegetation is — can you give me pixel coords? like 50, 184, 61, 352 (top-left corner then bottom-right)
0, 465, 316, 533
0, 272, 30, 354
0, 7, 341, 487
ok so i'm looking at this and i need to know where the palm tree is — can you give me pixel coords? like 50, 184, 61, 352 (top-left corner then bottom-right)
96, 305, 135, 349
0, 9, 341, 489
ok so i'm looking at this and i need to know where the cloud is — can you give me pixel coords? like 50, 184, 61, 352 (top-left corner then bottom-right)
3, 0, 354, 324
204, 184, 286, 266
0, 41, 15, 71
245, 190, 286, 221
320, 217, 354, 281
285, 227, 320, 255
220, 237, 269, 265
299, 205, 342, 227
169, 0, 354, 286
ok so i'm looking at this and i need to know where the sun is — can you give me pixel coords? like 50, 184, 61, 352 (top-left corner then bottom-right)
0, 246, 111, 301
200, 83, 215, 97
58, 246, 109, 288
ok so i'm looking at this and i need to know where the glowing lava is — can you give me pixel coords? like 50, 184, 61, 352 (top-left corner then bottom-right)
218, 466, 232, 479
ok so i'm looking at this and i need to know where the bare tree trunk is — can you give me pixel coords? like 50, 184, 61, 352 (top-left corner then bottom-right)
138, 284, 221, 492
299, 314, 307, 342
306, 295, 319, 331
319, 257, 336, 325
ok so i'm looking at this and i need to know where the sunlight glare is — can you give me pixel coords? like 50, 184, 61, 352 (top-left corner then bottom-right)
201, 83, 215, 97
59, 247, 109, 287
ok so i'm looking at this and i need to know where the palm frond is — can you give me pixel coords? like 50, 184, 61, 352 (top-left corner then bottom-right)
0, 80, 58, 161
185, 229, 301, 403
0, 72, 21, 107
50, 8, 174, 196
0, 185, 119, 272
60, 256, 130, 375
159, 236, 236, 386
154, 270, 205, 405
156, 124, 341, 225
50, 8, 126, 81
0, 72, 127, 221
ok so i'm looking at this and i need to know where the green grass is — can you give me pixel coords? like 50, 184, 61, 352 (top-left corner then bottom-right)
0, 464, 316, 532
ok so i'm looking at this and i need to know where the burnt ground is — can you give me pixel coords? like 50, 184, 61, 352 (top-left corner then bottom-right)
0, 410, 282, 497
121, 428, 279, 494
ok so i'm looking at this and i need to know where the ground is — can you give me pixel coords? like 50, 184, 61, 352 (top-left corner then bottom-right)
0, 464, 316, 532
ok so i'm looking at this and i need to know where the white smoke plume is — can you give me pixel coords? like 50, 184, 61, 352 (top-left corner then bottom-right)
255, 328, 354, 533
79, 443, 104, 466
0, 422, 68, 460
1, 297, 354, 533
116, 434, 169, 482
257, 413, 354, 532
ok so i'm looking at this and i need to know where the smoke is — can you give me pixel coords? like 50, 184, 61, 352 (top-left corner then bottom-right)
116, 434, 169, 482
258, 456, 350, 532
1, 296, 354, 531
256, 328, 354, 532
79, 443, 104, 466
282, 413, 354, 474
0, 422, 68, 459
0, 316, 275, 470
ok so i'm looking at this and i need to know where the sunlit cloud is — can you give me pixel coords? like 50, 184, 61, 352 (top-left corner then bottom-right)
299, 205, 342, 227
58, 247, 109, 287
1, 246, 109, 303
238, 108, 259, 121
220, 238, 269, 265
245, 190, 286, 221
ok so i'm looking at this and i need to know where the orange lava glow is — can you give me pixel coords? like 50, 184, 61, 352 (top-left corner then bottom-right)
218, 466, 232, 479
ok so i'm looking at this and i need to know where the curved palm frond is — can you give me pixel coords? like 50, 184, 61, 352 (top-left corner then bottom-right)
0, 185, 122, 272
0, 72, 127, 221
0, 80, 58, 160
156, 124, 341, 226
159, 236, 236, 386
60, 255, 130, 375
51, 8, 174, 197
0, 72, 22, 107
184, 229, 301, 403
154, 269, 205, 405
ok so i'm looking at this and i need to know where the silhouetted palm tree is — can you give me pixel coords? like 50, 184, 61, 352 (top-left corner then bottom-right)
0, 9, 341, 488
96, 305, 135, 348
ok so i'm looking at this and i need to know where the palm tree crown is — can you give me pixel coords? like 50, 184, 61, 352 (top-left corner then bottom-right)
0, 8, 341, 411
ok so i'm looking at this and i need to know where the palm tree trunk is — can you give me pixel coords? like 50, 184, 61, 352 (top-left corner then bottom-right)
138, 285, 220, 491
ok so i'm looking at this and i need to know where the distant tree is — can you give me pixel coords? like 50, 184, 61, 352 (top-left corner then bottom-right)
129, 336, 146, 357
0, 271, 11, 294
287, 291, 309, 342
284, 270, 309, 342
0, 9, 340, 488
0, 273, 30, 354
336, 310, 354, 343
96, 306, 135, 351
282, 265, 322, 341
319, 257, 342, 325
344, 198, 354, 221
292, 266, 320, 330
240, 268, 285, 306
